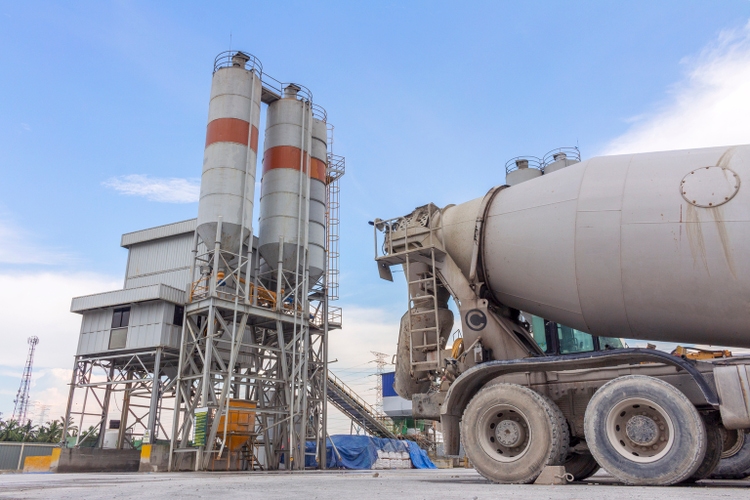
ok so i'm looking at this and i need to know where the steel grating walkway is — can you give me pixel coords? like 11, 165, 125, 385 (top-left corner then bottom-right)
327, 371, 396, 439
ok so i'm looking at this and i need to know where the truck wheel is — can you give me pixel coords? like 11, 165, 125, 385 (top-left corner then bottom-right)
564, 452, 600, 481
584, 375, 706, 485
710, 429, 750, 479
685, 415, 723, 481
461, 383, 569, 483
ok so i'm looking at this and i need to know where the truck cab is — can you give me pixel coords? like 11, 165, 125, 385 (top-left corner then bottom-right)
524, 313, 624, 355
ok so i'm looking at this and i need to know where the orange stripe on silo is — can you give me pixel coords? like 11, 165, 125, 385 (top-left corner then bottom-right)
310, 158, 327, 183
262, 146, 327, 182
205, 118, 258, 151
263, 146, 302, 173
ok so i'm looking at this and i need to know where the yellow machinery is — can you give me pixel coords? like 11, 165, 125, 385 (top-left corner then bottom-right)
217, 400, 256, 452
671, 345, 732, 360
207, 400, 258, 471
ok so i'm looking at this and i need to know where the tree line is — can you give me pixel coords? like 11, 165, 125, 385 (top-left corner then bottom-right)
0, 414, 81, 444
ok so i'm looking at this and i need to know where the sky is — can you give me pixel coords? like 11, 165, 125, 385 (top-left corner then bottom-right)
1, 1, 750, 430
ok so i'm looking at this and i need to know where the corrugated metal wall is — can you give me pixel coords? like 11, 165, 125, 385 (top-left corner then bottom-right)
121, 218, 196, 247
0, 443, 56, 470
162, 302, 182, 348
127, 302, 166, 350
78, 301, 182, 355
126, 268, 191, 290
125, 233, 194, 290
77, 309, 112, 355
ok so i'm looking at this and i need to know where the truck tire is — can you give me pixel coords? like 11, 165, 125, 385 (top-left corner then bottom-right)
710, 429, 750, 479
564, 452, 600, 481
685, 415, 723, 481
461, 383, 569, 483
539, 393, 571, 465
584, 375, 706, 485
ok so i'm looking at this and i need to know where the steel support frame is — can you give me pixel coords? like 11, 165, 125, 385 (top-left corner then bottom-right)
170, 272, 328, 471
62, 348, 178, 449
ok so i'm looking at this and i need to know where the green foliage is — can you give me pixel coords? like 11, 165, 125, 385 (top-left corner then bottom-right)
0, 414, 74, 443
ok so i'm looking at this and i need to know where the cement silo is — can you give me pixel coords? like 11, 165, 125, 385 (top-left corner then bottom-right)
308, 111, 328, 285
197, 51, 262, 254
258, 85, 326, 284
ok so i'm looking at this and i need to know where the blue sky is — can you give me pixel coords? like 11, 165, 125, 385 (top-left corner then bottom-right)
1, 1, 750, 426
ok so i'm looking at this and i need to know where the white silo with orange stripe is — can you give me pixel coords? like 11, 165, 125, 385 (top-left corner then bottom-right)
258, 85, 327, 284
308, 112, 328, 286
196, 51, 262, 254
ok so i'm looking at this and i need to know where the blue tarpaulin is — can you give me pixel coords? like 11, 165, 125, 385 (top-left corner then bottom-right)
406, 440, 437, 469
304, 435, 436, 469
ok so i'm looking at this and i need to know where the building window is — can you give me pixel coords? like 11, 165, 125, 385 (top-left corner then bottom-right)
173, 305, 184, 327
111, 307, 131, 329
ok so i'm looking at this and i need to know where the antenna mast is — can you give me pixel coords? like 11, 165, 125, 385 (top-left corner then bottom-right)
12, 336, 39, 423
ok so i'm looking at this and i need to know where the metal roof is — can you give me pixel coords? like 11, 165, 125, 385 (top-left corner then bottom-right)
120, 219, 197, 248
71, 283, 186, 313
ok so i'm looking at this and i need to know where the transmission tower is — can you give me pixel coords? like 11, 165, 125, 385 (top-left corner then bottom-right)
370, 351, 388, 412
12, 336, 39, 424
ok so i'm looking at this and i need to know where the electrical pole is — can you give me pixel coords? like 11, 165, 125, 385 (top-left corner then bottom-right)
13, 336, 39, 424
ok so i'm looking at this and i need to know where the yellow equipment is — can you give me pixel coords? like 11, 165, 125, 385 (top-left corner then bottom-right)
671, 345, 732, 360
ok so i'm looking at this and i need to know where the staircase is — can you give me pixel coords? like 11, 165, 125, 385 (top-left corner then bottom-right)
327, 371, 396, 439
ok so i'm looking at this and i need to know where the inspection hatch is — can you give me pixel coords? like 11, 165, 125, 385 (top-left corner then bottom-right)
680, 166, 741, 208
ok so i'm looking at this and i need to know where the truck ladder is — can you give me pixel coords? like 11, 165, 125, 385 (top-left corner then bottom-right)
405, 249, 442, 374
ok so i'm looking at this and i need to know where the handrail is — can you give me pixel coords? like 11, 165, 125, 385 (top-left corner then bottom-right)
542, 146, 580, 166
213, 50, 263, 75
327, 370, 382, 418
213, 51, 328, 123
504, 155, 543, 174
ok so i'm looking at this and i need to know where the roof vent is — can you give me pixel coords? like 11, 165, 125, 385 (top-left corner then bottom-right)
231, 51, 250, 68
284, 84, 301, 98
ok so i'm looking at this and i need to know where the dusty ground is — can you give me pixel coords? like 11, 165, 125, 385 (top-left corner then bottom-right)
0, 469, 748, 500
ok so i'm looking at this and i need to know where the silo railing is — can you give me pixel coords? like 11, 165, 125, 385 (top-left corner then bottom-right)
213, 50, 263, 75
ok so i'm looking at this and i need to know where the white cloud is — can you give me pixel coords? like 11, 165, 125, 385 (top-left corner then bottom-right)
103, 174, 200, 203
326, 305, 401, 434
605, 20, 750, 154
0, 271, 120, 418
0, 216, 73, 265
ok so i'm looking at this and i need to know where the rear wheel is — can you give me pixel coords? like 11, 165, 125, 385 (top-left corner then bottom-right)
564, 452, 600, 481
461, 383, 569, 483
584, 375, 706, 485
710, 429, 750, 479
685, 414, 724, 481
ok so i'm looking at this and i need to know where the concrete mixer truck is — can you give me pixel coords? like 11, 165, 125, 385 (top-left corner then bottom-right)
371, 144, 750, 485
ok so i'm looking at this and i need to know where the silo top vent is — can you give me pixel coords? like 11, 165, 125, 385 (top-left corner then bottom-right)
231, 51, 250, 67
284, 84, 301, 98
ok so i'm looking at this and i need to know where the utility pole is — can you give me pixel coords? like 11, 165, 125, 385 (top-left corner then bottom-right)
13, 336, 39, 424
370, 351, 388, 412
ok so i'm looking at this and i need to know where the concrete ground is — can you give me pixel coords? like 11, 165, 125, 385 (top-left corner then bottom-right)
0, 469, 748, 500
